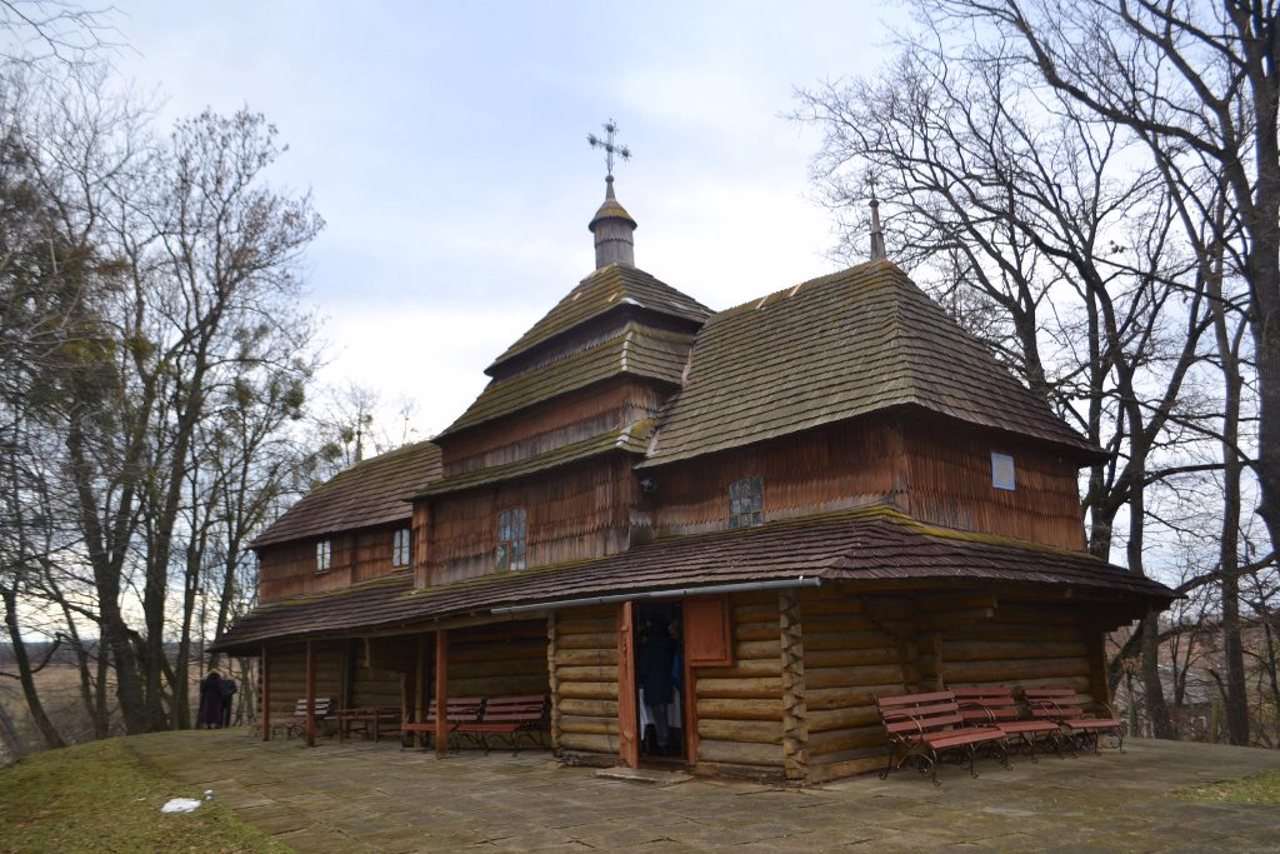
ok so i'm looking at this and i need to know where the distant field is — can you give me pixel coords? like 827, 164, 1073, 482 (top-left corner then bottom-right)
0, 659, 248, 765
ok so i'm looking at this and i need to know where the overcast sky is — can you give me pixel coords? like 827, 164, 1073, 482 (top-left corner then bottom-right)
108, 1, 903, 439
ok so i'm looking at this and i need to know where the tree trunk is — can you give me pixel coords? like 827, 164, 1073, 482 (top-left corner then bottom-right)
0, 583, 65, 749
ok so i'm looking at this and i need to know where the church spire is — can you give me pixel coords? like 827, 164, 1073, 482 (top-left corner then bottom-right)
869, 182, 887, 262
587, 119, 637, 269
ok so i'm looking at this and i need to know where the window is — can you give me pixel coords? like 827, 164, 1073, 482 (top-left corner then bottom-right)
496, 507, 527, 571
729, 476, 763, 529
316, 539, 332, 573
392, 528, 411, 567
991, 452, 1016, 491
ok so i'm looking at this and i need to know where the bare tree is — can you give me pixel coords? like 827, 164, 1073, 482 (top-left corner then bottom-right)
796, 22, 1217, 737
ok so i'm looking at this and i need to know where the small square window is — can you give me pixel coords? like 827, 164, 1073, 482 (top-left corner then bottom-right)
497, 507, 527, 571
392, 528, 411, 567
316, 539, 332, 573
729, 476, 764, 529
991, 452, 1016, 491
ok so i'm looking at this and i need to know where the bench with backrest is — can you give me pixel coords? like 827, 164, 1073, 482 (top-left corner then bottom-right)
271, 697, 334, 739
453, 694, 549, 755
876, 691, 1010, 785
1022, 687, 1125, 754
951, 685, 1064, 760
400, 696, 484, 751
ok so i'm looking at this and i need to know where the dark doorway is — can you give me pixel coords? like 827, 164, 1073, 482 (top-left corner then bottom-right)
633, 601, 687, 763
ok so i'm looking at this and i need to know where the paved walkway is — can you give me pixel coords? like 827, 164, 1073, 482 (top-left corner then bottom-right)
129, 730, 1280, 852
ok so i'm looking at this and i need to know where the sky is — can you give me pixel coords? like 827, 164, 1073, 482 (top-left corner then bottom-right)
106, 1, 904, 439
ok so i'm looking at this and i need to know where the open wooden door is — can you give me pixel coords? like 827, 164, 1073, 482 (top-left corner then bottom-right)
616, 601, 638, 768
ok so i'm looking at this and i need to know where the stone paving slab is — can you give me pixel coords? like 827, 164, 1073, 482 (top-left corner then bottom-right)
128, 729, 1280, 852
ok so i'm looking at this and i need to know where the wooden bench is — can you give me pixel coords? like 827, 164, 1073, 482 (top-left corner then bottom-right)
453, 695, 549, 755
334, 705, 402, 743
951, 686, 1063, 760
1023, 687, 1126, 754
270, 697, 334, 739
400, 696, 484, 751
876, 691, 1009, 785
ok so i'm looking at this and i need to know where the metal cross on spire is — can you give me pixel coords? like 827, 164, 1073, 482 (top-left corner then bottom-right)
587, 119, 631, 180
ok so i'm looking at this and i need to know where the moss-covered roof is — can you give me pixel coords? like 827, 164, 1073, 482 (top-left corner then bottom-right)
251, 442, 442, 548
212, 505, 1174, 653
486, 264, 710, 375
439, 324, 692, 437
641, 260, 1100, 467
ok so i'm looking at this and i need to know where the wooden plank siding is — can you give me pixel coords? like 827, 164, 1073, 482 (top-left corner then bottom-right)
438, 380, 670, 477
648, 420, 905, 539
258, 523, 408, 604
423, 457, 638, 586
646, 416, 1085, 551
900, 420, 1086, 550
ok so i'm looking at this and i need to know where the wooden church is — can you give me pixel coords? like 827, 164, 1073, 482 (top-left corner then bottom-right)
211, 159, 1175, 783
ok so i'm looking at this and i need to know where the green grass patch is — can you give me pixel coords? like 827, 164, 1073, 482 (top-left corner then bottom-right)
1178, 769, 1280, 806
0, 738, 291, 853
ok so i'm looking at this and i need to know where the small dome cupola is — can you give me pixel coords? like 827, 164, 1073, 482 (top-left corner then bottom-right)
587, 119, 636, 269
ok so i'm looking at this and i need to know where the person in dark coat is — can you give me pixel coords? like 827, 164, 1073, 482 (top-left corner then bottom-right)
197, 670, 224, 729
636, 621, 677, 752
219, 675, 237, 728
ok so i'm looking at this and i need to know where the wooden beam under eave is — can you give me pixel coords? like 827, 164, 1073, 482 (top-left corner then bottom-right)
305, 639, 317, 747
434, 628, 448, 758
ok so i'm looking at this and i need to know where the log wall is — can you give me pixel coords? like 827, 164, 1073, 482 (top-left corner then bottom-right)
794, 586, 908, 782
258, 523, 408, 604
446, 621, 549, 699
940, 600, 1096, 697
263, 640, 345, 718
691, 591, 786, 780
552, 606, 621, 765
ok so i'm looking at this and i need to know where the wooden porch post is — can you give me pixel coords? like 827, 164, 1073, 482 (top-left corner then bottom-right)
414, 633, 428, 749
616, 601, 638, 768
434, 628, 449, 758
304, 639, 317, 747
260, 643, 271, 741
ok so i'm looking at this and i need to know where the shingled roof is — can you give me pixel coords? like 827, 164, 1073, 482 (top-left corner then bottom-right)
486, 264, 711, 375
215, 507, 1173, 653
439, 324, 692, 437
421, 421, 653, 496
251, 441, 442, 548
641, 260, 1100, 468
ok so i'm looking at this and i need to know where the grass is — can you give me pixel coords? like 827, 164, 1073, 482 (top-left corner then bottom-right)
1179, 769, 1280, 806
0, 737, 290, 854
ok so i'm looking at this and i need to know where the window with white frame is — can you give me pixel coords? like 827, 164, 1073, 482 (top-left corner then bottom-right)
393, 528, 411, 567
729, 476, 764, 529
496, 507, 527, 571
316, 539, 332, 573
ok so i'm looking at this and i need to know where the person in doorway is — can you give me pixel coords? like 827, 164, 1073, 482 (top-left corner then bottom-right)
219, 674, 237, 727
637, 620, 677, 754
197, 670, 224, 729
